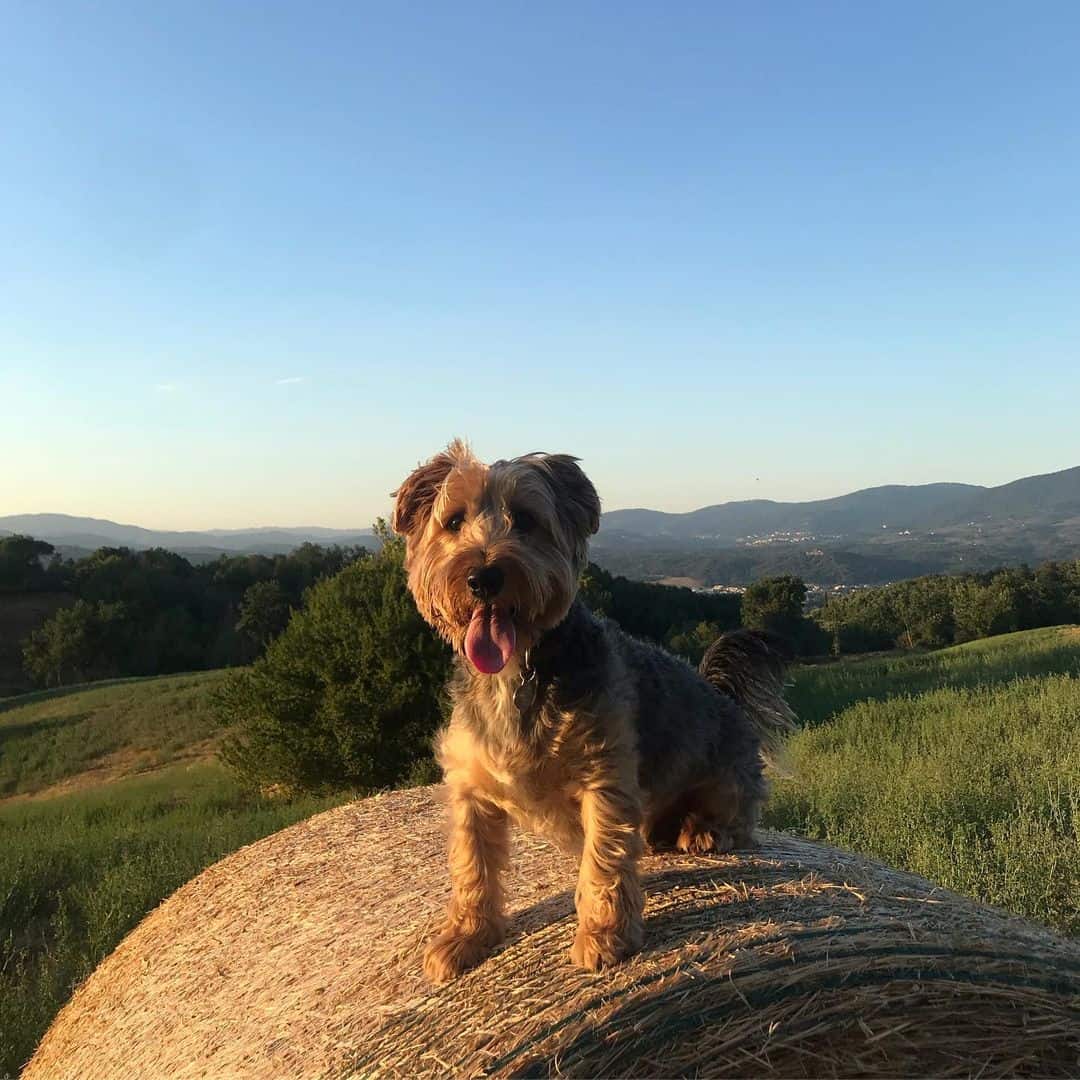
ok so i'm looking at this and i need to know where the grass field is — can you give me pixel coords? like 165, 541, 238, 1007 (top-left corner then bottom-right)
1, 627, 1078, 1074
766, 626, 1080, 937
0, 673, 355, 1073
786, 625, 1080, 727
0, 762, 349, 1073
0, 670, 229, 798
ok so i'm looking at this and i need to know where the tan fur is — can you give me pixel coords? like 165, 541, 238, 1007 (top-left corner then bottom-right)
394, 441, 776, 982
432, 672, 645, 978
394, 441, 580, 656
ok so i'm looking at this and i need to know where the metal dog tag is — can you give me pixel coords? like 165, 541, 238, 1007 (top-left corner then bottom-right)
514, 668, 539, 716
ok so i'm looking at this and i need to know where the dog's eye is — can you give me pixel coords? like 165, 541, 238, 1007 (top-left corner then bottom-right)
445, 511, 465, 533
511, 509, 535, 534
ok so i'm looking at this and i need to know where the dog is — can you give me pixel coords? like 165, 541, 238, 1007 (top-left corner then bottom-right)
392, 440, 795, 983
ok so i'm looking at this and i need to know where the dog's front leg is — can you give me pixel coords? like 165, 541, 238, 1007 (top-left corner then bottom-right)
571, 783, 645, 971
424, 785, 509, 983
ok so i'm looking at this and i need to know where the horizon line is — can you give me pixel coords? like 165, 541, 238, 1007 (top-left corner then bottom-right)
2, 460, 1077, 535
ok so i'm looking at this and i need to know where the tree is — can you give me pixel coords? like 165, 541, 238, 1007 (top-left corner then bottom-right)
741, 575, 806, 637
667, 621, 724, 665
741, 575, 829, 656
236, 581, 292, 648
579, 563, 740, 644
22, 600, 128, 687
217, 534, 452, 793
0, 535, 55, 591
951, 578, 1016, 643
891, 578, 954, 649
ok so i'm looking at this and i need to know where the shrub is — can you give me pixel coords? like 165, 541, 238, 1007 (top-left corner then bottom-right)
217, 536, 452, 793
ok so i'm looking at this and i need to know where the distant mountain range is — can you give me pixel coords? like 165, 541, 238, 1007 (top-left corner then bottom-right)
5, 464, 1079, 584
594, 465, 1080, 586
0, 514, 375, 561
600, 466, 1080, 543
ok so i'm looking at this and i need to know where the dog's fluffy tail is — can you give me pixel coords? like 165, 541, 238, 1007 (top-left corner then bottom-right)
698, 629, 797, 760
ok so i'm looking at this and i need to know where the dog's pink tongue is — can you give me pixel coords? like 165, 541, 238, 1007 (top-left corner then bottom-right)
464, 606, 516, 675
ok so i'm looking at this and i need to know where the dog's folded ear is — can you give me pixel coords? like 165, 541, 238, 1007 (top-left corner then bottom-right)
391, 444, 461, 539
542, 454, 602, 541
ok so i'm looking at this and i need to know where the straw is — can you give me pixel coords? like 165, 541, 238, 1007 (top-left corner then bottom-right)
26, 785, 1080, 1079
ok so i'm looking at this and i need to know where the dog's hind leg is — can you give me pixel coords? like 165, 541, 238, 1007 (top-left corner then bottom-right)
673, 774, 761, 854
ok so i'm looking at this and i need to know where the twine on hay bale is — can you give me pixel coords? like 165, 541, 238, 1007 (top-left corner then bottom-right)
26, 785, 1080, 1079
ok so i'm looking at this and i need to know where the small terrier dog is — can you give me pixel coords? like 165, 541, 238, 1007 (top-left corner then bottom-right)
393, 441, 795, 983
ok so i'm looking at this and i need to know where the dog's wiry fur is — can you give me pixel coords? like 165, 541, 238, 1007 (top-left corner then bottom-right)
392, 440, 796, 982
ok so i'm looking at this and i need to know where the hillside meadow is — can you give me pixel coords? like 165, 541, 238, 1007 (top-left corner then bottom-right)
0, 671, 229, 798
766, 635, 1080, 936
787, 624, 1080, 726
0, 671, 355, 1071
1, 626, 1078, 1074
0, 761, 351, 1073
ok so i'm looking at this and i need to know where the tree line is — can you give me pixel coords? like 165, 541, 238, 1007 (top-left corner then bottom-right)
0, 534, 366, 687
1, 532, 752, 690
812, 560, 1080, 654
11, 524, 1077, 693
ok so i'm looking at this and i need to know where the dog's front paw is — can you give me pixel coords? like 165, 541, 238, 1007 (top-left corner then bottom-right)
570, 918, 644, 972
423, 928, 498, 984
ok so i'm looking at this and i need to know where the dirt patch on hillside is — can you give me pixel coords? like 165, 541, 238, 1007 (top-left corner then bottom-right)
654, 576, 704, 589
0, 740, 219, 805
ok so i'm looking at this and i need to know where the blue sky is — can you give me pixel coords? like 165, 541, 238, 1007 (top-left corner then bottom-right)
3, 2, 1078, 529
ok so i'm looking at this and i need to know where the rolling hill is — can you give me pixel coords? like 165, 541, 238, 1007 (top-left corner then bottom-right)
0, 514, 375, 559
600, 465, 1080, 542
595, 464, 1080, 585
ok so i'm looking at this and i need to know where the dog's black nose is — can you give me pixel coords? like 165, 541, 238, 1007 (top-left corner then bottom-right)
467, 565, 504, 601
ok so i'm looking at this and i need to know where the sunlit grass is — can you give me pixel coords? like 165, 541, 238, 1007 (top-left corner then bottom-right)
0, 761, 351, 1075
0, 671, 228, 796
769, 629, 1080, 938
786, 625, 1080, 727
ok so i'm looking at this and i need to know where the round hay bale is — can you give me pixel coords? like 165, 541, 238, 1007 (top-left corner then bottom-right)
27, 786, 1080, 1079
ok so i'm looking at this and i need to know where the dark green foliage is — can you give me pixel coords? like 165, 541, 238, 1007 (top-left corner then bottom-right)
0, 535, 63, 592
665, 621, 725, 666
21, 600, 129, 687
814, 559, 1080, 654
740, 574, 828, 655
742, 574, 807, 632
218, 536, 452, 793
579, 563, 740, 659
12, 541, 367, 688
236, 580, 292, 648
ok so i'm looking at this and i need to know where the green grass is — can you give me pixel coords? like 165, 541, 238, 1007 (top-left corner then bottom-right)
787, 625, 1080, 727
0, 761, 351, 1076
0, 670, 228, 797
767, 627, 1080, 937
